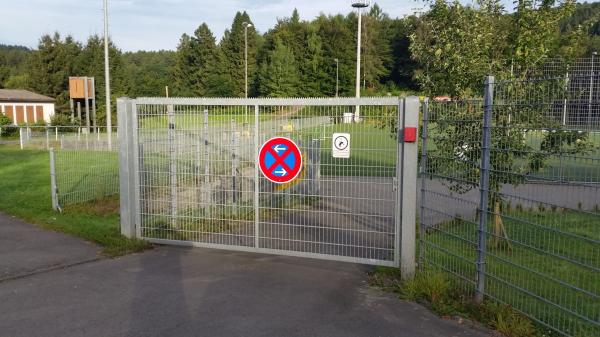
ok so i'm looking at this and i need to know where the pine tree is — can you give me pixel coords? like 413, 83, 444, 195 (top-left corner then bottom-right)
259, 39, 300, 97
172, 23, 220, 96
27, 33, 83, 114
220, 12, 259, 97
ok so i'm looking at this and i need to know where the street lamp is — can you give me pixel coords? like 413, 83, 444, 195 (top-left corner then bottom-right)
352, 1, 370, 122
243, 22, 253, 99
334, 58, 340, 97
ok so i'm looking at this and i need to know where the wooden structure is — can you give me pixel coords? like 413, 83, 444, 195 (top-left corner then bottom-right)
69, 77, 96, 131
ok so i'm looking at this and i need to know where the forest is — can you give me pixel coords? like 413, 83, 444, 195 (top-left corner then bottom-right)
0, 0, 599, 124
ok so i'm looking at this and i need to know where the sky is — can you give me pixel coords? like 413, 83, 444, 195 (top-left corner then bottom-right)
0, 0, 513, 52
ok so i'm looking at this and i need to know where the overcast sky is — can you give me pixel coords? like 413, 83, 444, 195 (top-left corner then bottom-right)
1, 0, 514, 52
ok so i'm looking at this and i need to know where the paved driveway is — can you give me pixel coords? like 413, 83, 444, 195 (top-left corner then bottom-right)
0, 224, 491, 337
0, 213, 100, 281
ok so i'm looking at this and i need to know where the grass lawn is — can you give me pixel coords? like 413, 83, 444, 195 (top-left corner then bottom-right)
289, 122, 397, 177
422, 210, 600, 337
0, 145, 149, 256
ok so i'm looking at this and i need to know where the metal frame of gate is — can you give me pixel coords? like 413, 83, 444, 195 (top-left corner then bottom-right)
118, 97, 418, 275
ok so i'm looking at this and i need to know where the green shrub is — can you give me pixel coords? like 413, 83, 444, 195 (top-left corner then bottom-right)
0, 113, 18, 137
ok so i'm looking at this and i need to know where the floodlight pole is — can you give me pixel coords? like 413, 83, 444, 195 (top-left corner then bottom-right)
104, 0, 112, 149
352, 1, 369, 122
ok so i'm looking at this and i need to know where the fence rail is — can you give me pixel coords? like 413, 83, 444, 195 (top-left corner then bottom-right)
420, 75, 600, 337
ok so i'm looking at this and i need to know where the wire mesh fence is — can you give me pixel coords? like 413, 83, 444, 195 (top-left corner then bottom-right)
119, 97, 417, 266
522, 57, 600, 131
0, 125, 118, 151
45, 126, 120, 210
50, 147, 120, 210
420, 76, 600, 337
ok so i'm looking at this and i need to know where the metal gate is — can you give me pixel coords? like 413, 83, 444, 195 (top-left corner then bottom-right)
118, 97, 419, 268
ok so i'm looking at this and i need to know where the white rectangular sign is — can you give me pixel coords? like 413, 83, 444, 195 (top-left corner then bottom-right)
332, 133, 350, 158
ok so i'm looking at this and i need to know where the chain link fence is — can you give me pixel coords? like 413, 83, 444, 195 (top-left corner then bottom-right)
420, 75, 600, 337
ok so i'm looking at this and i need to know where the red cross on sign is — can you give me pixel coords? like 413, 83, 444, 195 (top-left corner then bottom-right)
258, 137, 303, 184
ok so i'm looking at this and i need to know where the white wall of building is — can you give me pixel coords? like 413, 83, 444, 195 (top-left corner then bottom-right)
0, 102, 55, 125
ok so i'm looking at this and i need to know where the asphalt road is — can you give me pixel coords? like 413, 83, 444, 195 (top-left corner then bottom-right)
0, 215, 491, 337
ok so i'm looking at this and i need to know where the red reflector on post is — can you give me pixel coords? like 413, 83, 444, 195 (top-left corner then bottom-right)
404, 127, 417, 143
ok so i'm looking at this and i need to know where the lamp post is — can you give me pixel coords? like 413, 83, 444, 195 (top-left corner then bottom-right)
352, 1, 369, 122
243, 22, 252, 125
334, 58, 339, 97
103, 0, 112, 149
243, 22, 253, 99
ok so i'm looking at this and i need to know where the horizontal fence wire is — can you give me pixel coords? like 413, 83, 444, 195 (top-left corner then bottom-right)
421, 76, 600, 337
134, 99, 400, 264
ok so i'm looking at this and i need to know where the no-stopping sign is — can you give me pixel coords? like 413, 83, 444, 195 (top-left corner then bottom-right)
258, 137, 303, 184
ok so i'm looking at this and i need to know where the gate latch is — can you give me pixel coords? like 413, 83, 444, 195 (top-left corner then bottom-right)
393, 177, 398, 191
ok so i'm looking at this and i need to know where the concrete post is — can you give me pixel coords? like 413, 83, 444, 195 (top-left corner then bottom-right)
397, 96, 420, 280
49, 148, 60, 211
117, 98, 137, 238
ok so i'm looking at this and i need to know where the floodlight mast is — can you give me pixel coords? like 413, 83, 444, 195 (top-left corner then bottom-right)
352, 1, 370, 122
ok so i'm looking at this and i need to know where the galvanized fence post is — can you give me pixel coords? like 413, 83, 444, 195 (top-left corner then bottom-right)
399, 96, 420, 279
167, 104, 178, 228
254, 104, 260, 249
49, 148, 60, 211
231, 118, 239, 216
419, 98, 430, 268
117, 98, 136, 238
203, 109, 211, 217
476, 75, 494, 303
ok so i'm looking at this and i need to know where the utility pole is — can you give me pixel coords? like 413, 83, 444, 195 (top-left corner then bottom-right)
352, 1, 369, 122
104, 0, 112, 149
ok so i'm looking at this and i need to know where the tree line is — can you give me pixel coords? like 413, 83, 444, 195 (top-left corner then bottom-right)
0, 1, 598, 122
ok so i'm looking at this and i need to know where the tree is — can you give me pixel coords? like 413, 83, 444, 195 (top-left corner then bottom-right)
172, 24, 220, 96
27, 33, 83, 113
258, 39, 301, 97
511, 0, 576, 76
220, 11, 259, 97
360, 4, 393, 90
78, 35, 129, 126
410, 0, 507, 97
